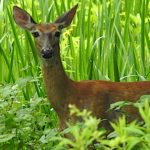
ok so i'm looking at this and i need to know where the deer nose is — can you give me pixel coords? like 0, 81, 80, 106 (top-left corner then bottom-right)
41, 48, 54, 59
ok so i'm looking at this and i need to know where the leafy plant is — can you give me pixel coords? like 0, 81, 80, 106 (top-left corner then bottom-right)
0, 82, 150, 150
54, 98, 150, 150
0, 81, 58, 149
54, 105, 105, 150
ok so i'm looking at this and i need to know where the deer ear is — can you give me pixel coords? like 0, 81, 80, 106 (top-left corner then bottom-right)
13, 6, 36, 30
54, 4, 78, 29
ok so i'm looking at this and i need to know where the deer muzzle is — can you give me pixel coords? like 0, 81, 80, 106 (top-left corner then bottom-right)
41, 48, 54, 59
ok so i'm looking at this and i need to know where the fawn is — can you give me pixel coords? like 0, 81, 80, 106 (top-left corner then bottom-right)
13, 4, 150, 131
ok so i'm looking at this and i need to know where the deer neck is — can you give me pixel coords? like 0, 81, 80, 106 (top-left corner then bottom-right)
41, 46, 72, 111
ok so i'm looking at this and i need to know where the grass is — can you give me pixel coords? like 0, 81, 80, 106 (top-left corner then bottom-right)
1, 0, 150, 86
0, 0, 150, 149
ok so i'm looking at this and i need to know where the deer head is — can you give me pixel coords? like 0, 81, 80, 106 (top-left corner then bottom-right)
13, 4, 78, 66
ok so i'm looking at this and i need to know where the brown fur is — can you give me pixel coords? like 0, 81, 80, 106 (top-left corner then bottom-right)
42, 60, 150, 130
36, 24, 57, 33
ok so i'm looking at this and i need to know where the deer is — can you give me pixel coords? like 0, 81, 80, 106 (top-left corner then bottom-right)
13, 4, 150, 132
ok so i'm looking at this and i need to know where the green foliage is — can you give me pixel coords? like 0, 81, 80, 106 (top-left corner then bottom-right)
53, 99, 150, 150
54, 105, 105, 150
1, 0, 150, 88
0, 82, 150, 149
0, 82, 58, 149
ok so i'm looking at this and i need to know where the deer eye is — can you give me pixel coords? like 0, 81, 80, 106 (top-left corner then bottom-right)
58, 25, 63, 30
55, 31, 61, 38
32, 32, 40, 38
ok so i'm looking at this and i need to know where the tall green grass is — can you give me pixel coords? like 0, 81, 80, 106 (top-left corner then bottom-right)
1, 0, 150, 93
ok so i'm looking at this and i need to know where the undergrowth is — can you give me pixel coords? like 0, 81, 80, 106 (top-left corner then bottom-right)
0, 82, 150, 150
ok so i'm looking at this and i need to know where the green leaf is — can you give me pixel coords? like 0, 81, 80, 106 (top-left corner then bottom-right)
0, 133, 15, 143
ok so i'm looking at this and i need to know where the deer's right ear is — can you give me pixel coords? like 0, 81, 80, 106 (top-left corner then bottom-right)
13, 6, 36, 30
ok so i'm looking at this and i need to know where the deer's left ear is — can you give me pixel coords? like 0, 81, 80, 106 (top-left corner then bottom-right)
13, 6, 37, 30
54, 4, 78, 29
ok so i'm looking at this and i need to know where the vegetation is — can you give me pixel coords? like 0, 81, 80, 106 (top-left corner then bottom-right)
0, 0, 150, 149
55, 98, 150, 150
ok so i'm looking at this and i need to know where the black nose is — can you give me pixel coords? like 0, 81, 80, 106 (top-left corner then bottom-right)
41, 48, 54, 59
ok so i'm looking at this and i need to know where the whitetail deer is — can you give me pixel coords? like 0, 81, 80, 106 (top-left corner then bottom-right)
13, 4, 150, 131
